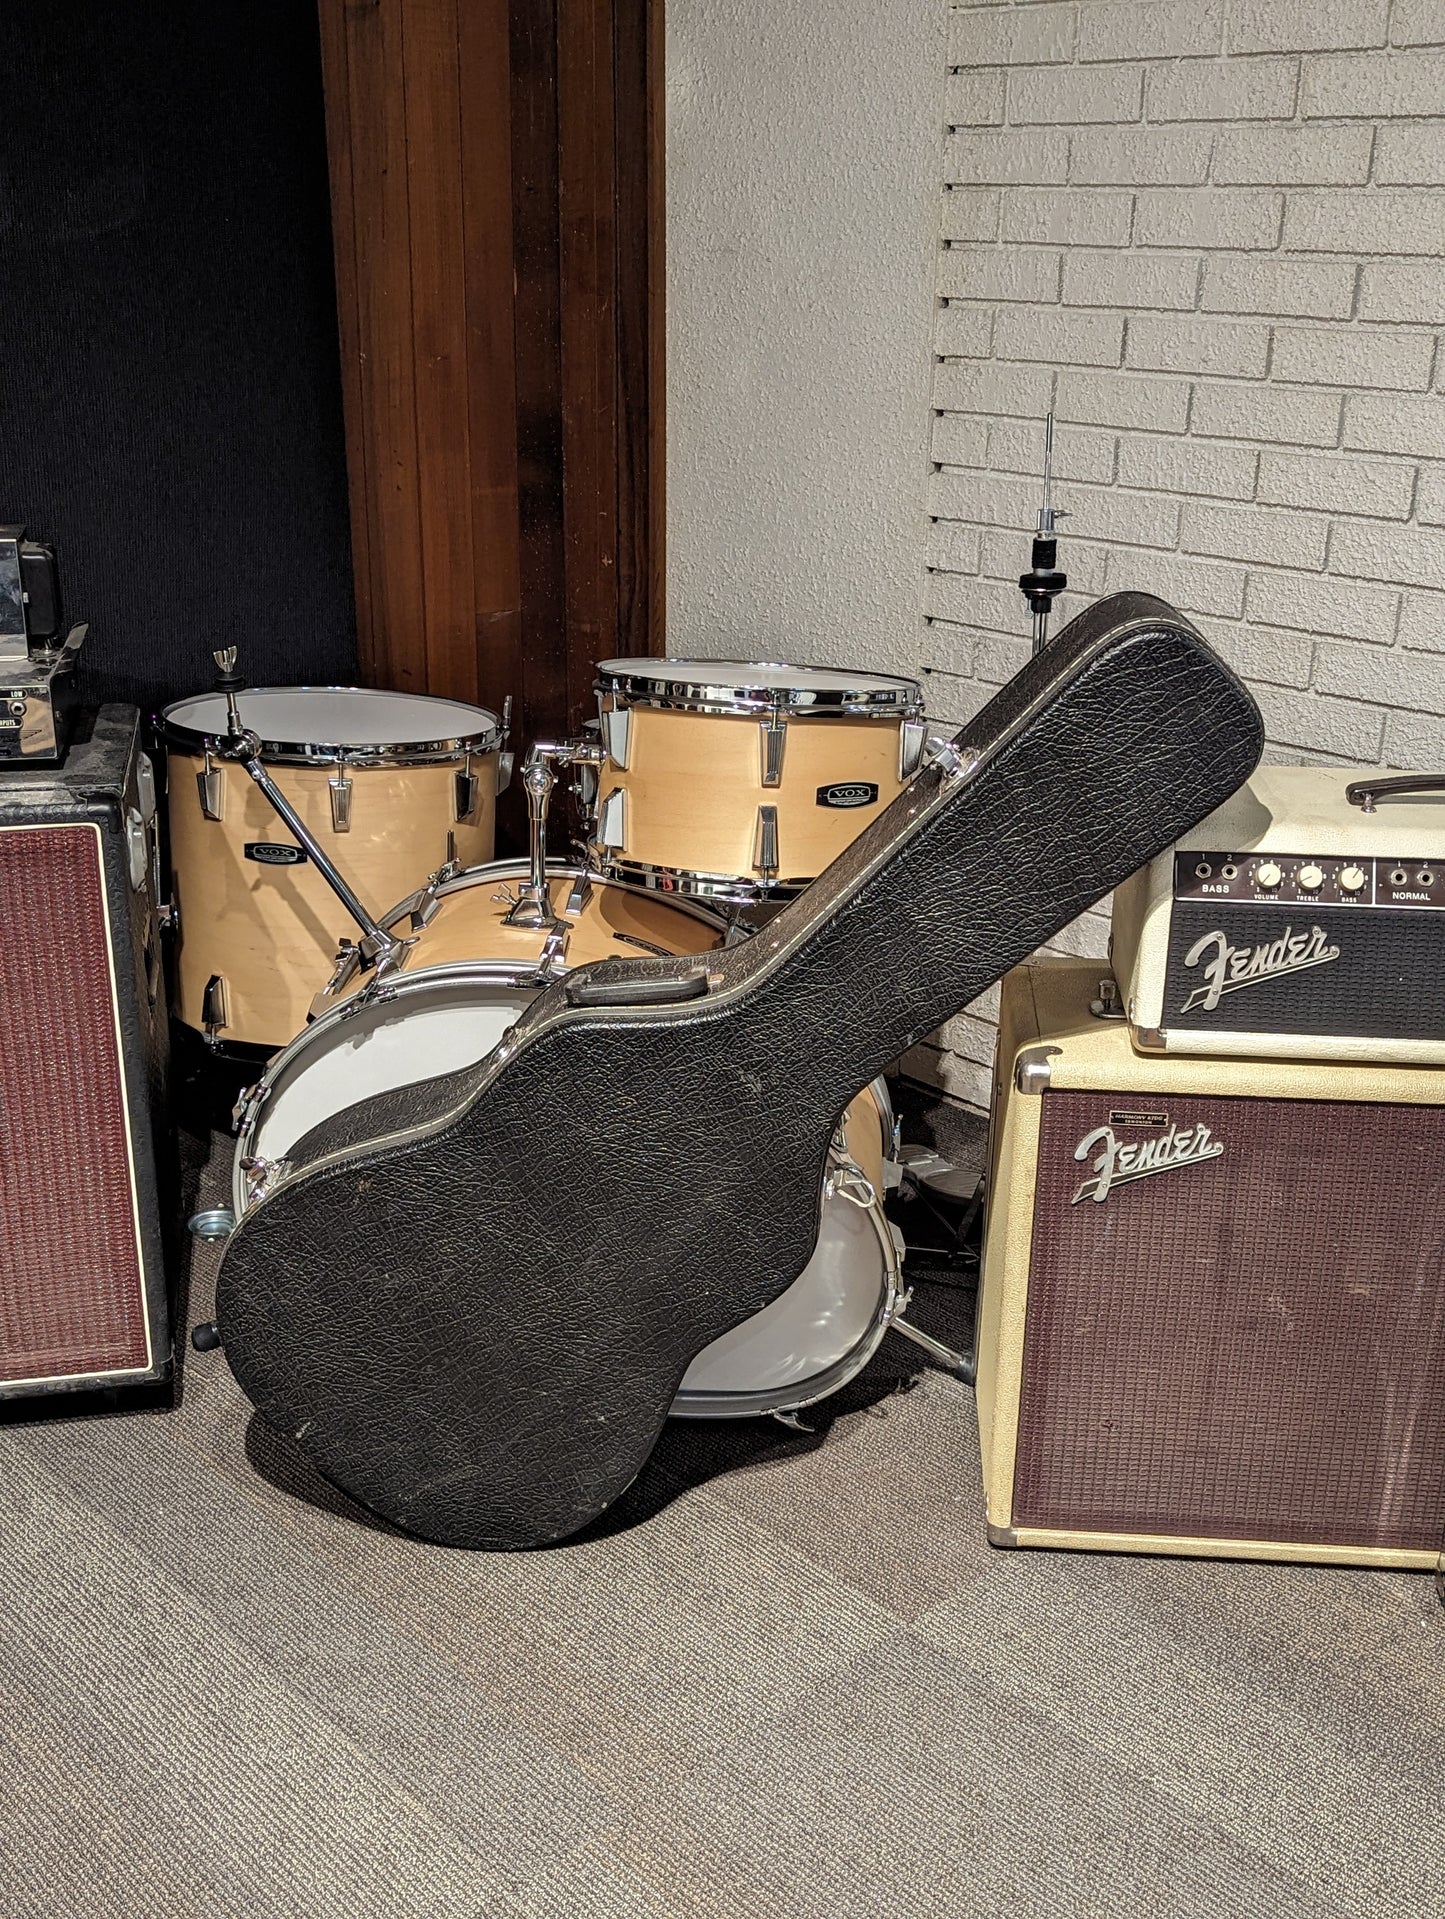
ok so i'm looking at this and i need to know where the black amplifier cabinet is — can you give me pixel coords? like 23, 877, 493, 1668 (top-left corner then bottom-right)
1112, 766, 1445, 1063
0, 706, 175, 1398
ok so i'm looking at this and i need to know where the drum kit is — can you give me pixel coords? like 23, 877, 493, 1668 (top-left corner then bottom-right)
161, 649, 960, 1427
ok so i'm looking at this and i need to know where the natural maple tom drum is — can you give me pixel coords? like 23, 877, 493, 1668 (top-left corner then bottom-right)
589, 658, 926, 903
161, 685, 506, 1051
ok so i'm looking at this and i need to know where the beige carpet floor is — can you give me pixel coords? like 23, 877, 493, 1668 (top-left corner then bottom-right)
1, 1103, 1442, 1919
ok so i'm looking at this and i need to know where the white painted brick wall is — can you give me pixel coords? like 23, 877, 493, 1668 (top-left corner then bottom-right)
914, 0, 1445, 1110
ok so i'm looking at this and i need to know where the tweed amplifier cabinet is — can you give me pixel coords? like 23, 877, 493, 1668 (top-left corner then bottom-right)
0, 706, 174, 1398
1112, 765, 1445, 1063
976, 957, 1445, 1568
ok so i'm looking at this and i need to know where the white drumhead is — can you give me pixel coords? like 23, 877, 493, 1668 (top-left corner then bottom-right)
237, 973, 533, 1211
597, 657, 919, 697
674, 1193, 890, 1404
164, 686, 500, 751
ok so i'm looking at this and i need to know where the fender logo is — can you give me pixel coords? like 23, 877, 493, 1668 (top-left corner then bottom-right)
1072, 1121, 1224, 1205
1180, 923, 1339, 1014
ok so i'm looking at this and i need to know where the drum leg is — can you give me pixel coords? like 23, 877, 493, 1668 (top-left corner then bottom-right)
889, 1310, 975, 1385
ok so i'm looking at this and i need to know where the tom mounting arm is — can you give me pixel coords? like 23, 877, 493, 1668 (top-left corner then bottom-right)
501, 737, 605, 929
215, 592, 1264, 1552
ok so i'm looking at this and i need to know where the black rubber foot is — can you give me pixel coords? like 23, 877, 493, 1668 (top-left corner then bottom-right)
191, 1321, 224, 1352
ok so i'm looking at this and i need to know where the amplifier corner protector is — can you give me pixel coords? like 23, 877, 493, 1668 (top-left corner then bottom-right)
985, 1521, 1019, 1549
1134, 1024, 1166, 1052
1014, 1044, 1059, 1096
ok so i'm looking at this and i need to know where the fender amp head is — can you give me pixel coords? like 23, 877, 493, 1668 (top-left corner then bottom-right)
1111, 765, 1445, 1063
0, 706, 174, 1399
976, 957, 1445, 1568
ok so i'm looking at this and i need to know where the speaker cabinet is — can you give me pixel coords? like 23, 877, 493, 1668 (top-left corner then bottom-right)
0, 706, 173, 1397
977, 957, 1445, 1569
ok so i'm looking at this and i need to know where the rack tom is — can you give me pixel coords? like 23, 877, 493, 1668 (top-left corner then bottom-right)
588, 659, 926, 903
161, 686, 507, 1051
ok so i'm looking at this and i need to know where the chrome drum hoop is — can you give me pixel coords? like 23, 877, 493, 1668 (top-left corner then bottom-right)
159, 684, 503, 767
232, 959, 542, 1217
668, 1203, 905, 1421
425, 857, 734, 939
593, 658, 924, 720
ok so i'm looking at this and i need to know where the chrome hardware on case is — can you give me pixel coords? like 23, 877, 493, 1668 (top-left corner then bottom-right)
202, 973, 229, 1045
759, 714, 787, 787
197, 749, 224, 821
454, 760, 480, 825
899, 717, 927, 782
238, 1154, 289, 1205
597, 786, 626, 849
600, 705, 631, 769
754, 805, 779, 878
329, 773, 353, 833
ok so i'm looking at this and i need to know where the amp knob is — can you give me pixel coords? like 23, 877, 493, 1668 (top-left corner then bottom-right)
1298, 863, 1325, 891
1339, 865, 1366, 894
1255, 861, 1282, 889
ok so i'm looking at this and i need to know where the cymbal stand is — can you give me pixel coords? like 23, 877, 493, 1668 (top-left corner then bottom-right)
1018, 410, 1068, 656
208, 648, 405, 979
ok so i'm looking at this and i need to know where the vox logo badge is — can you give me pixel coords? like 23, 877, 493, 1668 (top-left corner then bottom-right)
816, 782, 879, 809
244, 842, 307, 866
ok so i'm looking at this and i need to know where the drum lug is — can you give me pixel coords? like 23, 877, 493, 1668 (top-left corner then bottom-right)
564, 869, 592, 916
538, 920, 572, 977
899, 717, 927, 782
759, 712, 787, 787
454, 760, 480, 825
196, 749, 224, 821
753, 804, 779, 879
495, 694, 515, 793
600, 705, 631, 770
597, 787, 626, 849
328, 773, 353, 832
202, 972, 229, 1045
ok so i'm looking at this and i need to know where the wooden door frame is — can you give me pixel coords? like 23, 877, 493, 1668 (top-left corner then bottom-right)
317, 0, 665, 793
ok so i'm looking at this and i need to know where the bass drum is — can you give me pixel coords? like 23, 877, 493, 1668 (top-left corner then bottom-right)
235, 875, 901, 1421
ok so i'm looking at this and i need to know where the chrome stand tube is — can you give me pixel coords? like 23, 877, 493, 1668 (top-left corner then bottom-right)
890, 1312, 975, 1385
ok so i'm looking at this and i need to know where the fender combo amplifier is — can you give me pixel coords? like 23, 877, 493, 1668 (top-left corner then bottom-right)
976, 957, 1445, 1568
1111, 765, 1445, 1064
0, 705, 175, 1399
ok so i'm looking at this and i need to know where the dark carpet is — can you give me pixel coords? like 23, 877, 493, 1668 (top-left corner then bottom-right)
1, 1094, 1441, 1919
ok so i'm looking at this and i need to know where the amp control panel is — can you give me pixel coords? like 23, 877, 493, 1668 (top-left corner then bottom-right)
1174, 853, 1445, 912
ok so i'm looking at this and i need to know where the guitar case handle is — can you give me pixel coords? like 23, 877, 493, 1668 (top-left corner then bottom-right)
565, 961, 712, 1009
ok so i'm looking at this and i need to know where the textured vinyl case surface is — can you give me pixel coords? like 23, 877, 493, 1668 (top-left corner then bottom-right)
978, 958, 1445, 1567
215, 594, 1264, 1548
0, 707, 174, 1394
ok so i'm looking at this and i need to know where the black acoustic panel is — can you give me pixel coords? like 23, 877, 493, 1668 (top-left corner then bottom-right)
1164, 902, 1445, 1039
1, 1, 356, 714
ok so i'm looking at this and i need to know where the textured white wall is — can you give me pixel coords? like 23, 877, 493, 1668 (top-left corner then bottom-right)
665, 0, 945, 677
911, 0, 1445, 1110
667, 0, 1445, 1115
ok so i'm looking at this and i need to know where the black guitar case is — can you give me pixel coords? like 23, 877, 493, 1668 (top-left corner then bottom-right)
216, 594, 1263, 1548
